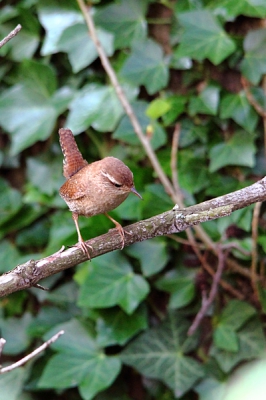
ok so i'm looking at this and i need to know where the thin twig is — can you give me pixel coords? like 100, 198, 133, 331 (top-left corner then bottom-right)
170, 123, 183, 204
251, 202, 262, 300
0, 330, 64, 374
0, 24, 22, 49
76, 0, 176, 200
188, 248, 226, 336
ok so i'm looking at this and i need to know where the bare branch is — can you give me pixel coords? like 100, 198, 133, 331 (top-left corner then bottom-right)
0, 24, 22, 49
188, 248, 226, 336
0, 330, 64, 374
1, 175, 266, 297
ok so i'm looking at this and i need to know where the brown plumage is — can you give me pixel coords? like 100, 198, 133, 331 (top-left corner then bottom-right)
58, 128, 142, 257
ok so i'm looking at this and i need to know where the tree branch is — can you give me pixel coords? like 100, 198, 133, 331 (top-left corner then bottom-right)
1, 176, 265, 298
0, 330, 64, 374
0, 24, 22, 49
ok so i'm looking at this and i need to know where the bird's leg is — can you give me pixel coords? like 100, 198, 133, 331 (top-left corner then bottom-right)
72, 212, 92, 258
105, 213, 125, 249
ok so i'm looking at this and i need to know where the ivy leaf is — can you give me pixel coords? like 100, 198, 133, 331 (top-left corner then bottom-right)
96, 306, 147, 347
113, 101, 167, 150
174, 10, 236, 64
94, 0, 148, 49
188, 85, 220, 116
78, 252, 149, 314
0, 60, 71, 155
155, 268, 196, 309
39, 319, 121, 400
208, 0, 266, 19
120, 39, 169, 95
209, 131, 256, 172
37, 0, 83, 55
126, 239, 169, 276
121, 313, 204, 397
66, 83, 137, 133
220, 91, 259, 132
57, 23, 114, 73
0, 368, 28, 400
211, 318, 266, 373
241, 29, 266, 84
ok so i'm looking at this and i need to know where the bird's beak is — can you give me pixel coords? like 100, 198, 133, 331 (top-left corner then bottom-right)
131, 187, 142, 199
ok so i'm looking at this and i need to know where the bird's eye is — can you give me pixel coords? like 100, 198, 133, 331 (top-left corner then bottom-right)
114, 183, 122, 188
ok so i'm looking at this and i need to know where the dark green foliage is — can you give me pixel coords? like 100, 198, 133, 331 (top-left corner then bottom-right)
1, 0, 266, 399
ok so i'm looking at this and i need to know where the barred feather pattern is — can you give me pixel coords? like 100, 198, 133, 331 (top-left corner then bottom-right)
59, 128, 88, 179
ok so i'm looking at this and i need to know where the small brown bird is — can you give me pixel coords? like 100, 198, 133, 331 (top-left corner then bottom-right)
59, 128, 142, 257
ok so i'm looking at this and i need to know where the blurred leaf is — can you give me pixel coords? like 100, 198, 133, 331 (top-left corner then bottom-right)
213, 326, 239, 352
0, 240, 21, 273
96, 306, 147, 346
27, 156, 63, 196
113, 101, 167, 150
188, 86, 220, 116
120, 39, 169, 94
155, 268, 196, 309
94, 0, 148, 49
146, 98, 171, 119
211, 318, 265, 373
209, 132, 256, 172
0, 60, 70, 155
57, 23, 114, 73
37, 0, 83, 55
0, 368, 28, 400
126, 238, 169, 276
141, 184, 173, 218
0, 313, 32, 355
121, 312, 204, 396
0, 178, 22, 227
161, 96, 187, 126
66, 83, 137, 133
220, 91, 259, 132
195, 378, 226, 400
179, 150, 209, 193
39, 319, 121, 399
241, 28, 266, 84
78, 252, 149, 314
208, 0, 266, 19
175, 10, 236, 64
0, 13, 40, 61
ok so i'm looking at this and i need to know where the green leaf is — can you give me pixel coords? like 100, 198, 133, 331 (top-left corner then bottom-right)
120, 39, 169, 95
113, 101, 167, 150
0, 240, 21, 273
211, 318, 266, 373
94, 0, 148, 49
195, 378, 226, 400
146, 98, 171, 119
174, 10, 236, 64
96, 306, 147, 347
209, 132, 256, 172
39, 319, 121, 399
220, 91, 259, 132
66, 83, 137, 133
57, 23, 114, 73
155, 268, 196, 309
241, 29, 266, 84
0, 178, 22, 228
0, 368, 28, 400
121, 313, 204, 396
37, 0, 83, 55
78, 252, 149, 314
179, 150, 209, 194
217, 300, 256, 330
0, 313, 32, 355
141, 184, 173, 218
0, 14, 40, 61
126, 238, 169, 276
161, 95, 187, 126
0, 60, 69, 155
213, 326, 239, 352
208, 0, 266, 19
188, 85, 220, 116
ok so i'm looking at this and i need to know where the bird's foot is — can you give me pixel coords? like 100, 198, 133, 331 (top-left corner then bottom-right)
76, 240, 92, 259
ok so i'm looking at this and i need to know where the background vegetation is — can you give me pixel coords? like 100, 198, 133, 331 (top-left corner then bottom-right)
1, 0, 266, 399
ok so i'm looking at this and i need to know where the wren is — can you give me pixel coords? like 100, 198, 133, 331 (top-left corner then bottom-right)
58, 128, 142, 257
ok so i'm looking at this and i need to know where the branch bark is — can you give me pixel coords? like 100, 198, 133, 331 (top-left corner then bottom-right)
1, 176, 265, 298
